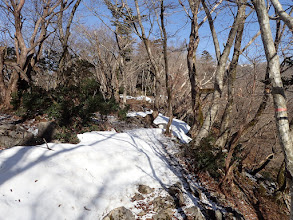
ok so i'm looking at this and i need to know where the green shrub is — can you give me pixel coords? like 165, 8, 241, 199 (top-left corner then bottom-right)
22, 86, 52, 117
12, 79, 123, 143
118, 105, 130, 120
11, 91, 21, 110
54, 126, 80, 144
190, 135, 225, 179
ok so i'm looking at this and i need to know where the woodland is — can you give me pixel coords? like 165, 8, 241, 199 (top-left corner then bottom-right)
0, 0, 293, 219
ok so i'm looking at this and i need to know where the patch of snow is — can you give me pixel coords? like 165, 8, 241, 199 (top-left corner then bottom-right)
127, 110, 153, 117
0, 128, 182, 219
127, 111, 192, 144
119, 95, 153, 103
154, 114, 192, 144
27, 127, 39, 136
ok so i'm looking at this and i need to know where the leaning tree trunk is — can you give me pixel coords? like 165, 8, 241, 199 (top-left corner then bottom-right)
194, 1, 246, 146
270, 0, 293, 33
216, 11, 246, 148
252, 0, 293, 218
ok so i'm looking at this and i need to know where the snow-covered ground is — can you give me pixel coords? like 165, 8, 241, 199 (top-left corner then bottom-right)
0, 128, 186, 219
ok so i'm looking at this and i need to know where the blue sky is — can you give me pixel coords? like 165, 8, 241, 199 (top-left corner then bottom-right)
77, 0, 292, 64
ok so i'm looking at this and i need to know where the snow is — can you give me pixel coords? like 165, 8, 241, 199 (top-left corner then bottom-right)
27, 127, 39, 136
153, 114, 192, 144
119, 95, 153, 103
0, 128, 182, 219
127, 112, 192, 144
126, 110, 153, 117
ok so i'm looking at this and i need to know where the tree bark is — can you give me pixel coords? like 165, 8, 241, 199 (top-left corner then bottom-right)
186, 0, 201, 137
0, 47, 6, 101
253, 0, 293, 218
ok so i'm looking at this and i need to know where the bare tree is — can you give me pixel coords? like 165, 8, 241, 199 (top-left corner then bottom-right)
105, 0, 136, 106
179, 0, 223, 137
57, 0, 82, 85
270, 0, 293, 32
0, 0, 62, 108
194, 0, 247, 146
132, 0, 162, 117
184, 0, 201, 137
75, 25, 119, 100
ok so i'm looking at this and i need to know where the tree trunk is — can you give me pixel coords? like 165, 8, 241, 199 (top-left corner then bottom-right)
134, 0, 161, 117
252, 0, 293, 218
57, 0, 82, 85
160, 0, 173, 135
5, 70, 19, 108
270, 0, 293, 32
216, 11, 246, 148
194, 1, 246, 146
0, 47, 6, 105
0, 47, 20, 108
187, 0, 201, 138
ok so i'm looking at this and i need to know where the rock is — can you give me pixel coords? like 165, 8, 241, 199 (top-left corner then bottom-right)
223, 213, 236, 220
158, 124, 167, 129
153, 208, 174, 220
138, 184, 154, 194
131, 193, 145, 201
144, 112, 159, 126
137, 210, 146, 216
0, 124, 34, 147
223, 207, 245, 220
168, 182, 185, 207
144, 114, 153, 126
0, 120, 56, 148
36, 121, 56, 141
215, 210, 223, 220
152, 196, 175, 213
102, 206, 135, 220
206, 209, 223, 220
185, 206, 205, 220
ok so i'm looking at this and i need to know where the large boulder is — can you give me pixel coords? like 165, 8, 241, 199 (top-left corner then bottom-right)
36, 121, 56, 141
0, 121, 56, 148
168, 182, 185, 207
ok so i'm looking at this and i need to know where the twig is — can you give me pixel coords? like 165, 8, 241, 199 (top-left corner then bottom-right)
84, 206, 91, 211
43, 138, 53, 151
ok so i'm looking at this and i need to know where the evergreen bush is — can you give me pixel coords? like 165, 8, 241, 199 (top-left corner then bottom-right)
11, 79, 121, 143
